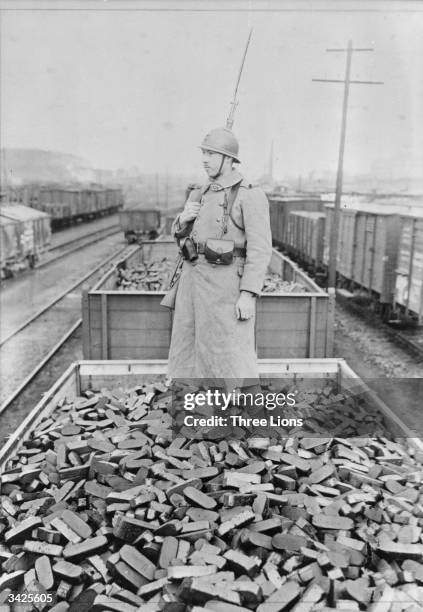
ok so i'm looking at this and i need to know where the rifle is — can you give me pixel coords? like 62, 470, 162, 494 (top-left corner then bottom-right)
226, 28, 253, 130
162, 33, 253, 309
160, 252, 184, 310
168, 253, 183, 289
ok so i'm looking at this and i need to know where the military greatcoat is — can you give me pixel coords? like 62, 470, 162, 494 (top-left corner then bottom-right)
167, 169, 272, 388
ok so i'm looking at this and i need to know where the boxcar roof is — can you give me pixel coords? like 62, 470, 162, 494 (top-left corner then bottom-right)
0, 203, 50, 222
324, 201, 420, 216
289, 210, 326, 219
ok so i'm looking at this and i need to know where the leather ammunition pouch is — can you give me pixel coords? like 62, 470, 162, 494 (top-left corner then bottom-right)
204, 238, 235, 265
180, 236, 199, 262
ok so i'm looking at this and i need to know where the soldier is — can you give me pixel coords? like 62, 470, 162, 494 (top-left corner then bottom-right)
168, 127, 272, 390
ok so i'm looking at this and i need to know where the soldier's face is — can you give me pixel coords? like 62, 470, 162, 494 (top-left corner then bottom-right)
202, 150, 225, 178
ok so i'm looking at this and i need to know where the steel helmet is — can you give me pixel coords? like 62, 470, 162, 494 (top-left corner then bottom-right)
200, 127, 240, 163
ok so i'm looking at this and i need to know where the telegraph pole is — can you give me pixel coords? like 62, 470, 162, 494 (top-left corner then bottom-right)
313, 41, 383, 289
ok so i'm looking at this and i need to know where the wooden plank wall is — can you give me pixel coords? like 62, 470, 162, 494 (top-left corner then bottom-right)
256, 296, 329, 358
84, 293, 173, 359
84, 244, 332, 360
85, 293, 331, 360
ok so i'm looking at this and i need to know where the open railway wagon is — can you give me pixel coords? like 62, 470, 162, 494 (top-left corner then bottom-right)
38, 188, 80, 229
1, 358, 423, 609
0, 204, 51, 278
268, 194, 325, 249
33, 186, 123, 229
103, 188, 124, 215
87, 187, 123, 218
119, 208, 161, 243
82, 240, 334, 360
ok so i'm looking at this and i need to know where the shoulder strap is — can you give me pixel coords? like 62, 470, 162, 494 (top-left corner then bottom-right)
221, 181, 241, 235
189, 183, 210, 202
179, 183, 209, 243
227, 181, 244, 232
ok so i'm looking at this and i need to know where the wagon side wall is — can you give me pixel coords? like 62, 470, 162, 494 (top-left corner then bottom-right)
83, 245, 332, 360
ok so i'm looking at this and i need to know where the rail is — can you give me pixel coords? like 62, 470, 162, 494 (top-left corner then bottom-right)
0, 243, 131, 416
36, 223, 120, 269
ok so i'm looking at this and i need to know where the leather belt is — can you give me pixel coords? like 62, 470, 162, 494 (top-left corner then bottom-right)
195, 242, 246, 258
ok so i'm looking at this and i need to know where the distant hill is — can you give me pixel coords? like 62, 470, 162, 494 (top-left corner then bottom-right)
0, 148, 96, 185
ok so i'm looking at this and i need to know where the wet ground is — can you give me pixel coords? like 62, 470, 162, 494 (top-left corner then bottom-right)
334, 304, 423, 436
49, 213, 119, 249
0, 234, 126, 405
0, 233, 124, 343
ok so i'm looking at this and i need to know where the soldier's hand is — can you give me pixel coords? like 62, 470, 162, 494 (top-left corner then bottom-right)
236, 292, 256, 321
179, 201, 201, 224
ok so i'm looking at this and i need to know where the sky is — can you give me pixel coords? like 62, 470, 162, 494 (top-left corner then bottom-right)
1, 1, 422, 181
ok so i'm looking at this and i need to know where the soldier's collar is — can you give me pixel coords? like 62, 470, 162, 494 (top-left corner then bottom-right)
206, 169, 243, 191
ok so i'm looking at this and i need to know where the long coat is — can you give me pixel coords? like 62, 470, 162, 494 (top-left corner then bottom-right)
167, 169, 272, 389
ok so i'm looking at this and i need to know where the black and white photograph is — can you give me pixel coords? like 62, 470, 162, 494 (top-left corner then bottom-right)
0, 0, 423, 609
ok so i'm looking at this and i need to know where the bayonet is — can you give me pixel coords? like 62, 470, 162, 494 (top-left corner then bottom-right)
226, 28, 253, 130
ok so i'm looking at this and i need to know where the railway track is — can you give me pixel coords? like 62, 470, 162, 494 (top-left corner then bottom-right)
335, 291, 423, 362
37, 221, 120, 269
385, 326, 423, 361
0, 238, 136, 414
275, 248, 423, 363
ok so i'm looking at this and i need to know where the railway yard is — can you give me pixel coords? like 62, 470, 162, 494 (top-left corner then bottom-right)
1, 205, 423, 611
1, 3, 422, 608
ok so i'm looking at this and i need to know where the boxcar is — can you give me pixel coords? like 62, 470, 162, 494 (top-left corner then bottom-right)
286, 211, 326, 270
395, 211, 423, 324
0, 204, 51, 276
82, 241, 334, 361
324, 204, 402, 305
268, 194, 325, 248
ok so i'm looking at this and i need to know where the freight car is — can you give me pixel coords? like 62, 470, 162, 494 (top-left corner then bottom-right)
323, 203, 423, 324
278, 199, 423, 325
268, 194, 325, 249
1, 359, 422, 610
395, 211, 423, 324
323, 203, 402, 316
0, 204, 51, 278
2, 358, 420, 468
119, 208, 161, 243
39, 187, 123, 229
82, 240, 334, 360
285, 211, 326, 273
6, 184, 123, 230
